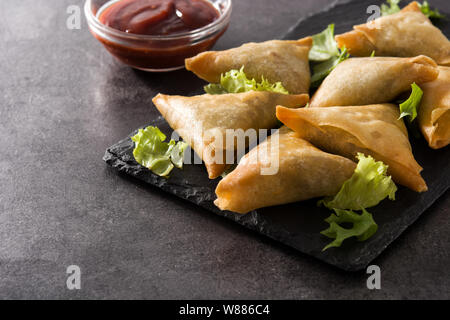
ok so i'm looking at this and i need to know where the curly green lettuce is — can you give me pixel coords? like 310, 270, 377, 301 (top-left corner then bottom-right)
309, 24, 350, 87
311, 47, 350, 87
419, 1, 445, 19
319, 153, 396, 250
131, 126, 188, 177
381, 0, 401, 16
381, 0, 445, 19
204, 67, 289, 95
320, 153, 397, 210
309, 24, 340, 61
170, 140, 189, 169
321, 208, 378, 251
399, 83, 423, 122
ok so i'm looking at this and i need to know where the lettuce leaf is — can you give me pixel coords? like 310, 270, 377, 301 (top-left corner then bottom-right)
204, 83, 228, 95
309, 24, 340, 61
321, 208, 378, 251
311, 47, 349, 87
170, 141, 189, 169
131, 126, 188, 177
419, 1, 445, 20
381, 0, 401, 16
381, 0, 445, 19
258, 77, 289, 94
204, 67, 289, 95
319, 153, 397, 210
399, 83, 423, 122
309, 25, 349, 87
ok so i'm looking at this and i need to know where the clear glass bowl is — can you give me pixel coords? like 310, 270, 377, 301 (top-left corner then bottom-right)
84, 0, 232, 72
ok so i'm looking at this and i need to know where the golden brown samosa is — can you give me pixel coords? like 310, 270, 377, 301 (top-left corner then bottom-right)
153, 91, 309, 179
418, 66, 450, 149
185, 38, 313, 94
335, 1, 450, 66
214, 127, 357, 214
309, 55, 438, 108
276, 104, 428, 192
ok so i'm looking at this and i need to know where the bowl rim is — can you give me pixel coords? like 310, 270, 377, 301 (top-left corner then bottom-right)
84, 0, 232, 41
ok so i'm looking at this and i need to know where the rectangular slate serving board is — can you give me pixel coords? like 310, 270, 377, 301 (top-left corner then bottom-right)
104, 0, 450, 271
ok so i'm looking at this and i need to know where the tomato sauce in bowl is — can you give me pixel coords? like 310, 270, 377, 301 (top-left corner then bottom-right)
99, 0, 220, 35
85, 0, 231, 71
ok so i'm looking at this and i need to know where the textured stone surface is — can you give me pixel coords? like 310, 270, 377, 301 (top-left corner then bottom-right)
105, 109, 449, 271
0, 0, 449, 299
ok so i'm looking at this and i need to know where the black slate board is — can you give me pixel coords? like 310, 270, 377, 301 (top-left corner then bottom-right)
104, 0, 450, 271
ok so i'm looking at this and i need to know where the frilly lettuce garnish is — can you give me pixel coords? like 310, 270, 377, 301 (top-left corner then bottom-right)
381, 0, 445, 19
381, 0, 401, 16
170, 139, 189, 169
311, 47, 350, 87
419, 1, 445, 19
131, 126, 188, 177
319, 153, 397, 250
204, 67, 289, 95
321, 208, 378, 251
399, 83, 423, 122
320, 153, 397, 210
204, 83, 228, 95
309, 24, 340, 61
309, 24, 350, 87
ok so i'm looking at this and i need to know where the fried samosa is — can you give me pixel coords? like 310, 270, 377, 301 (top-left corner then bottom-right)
214, 127, 357, 214
276, 104, 427, 192
152, 91, 309, 179
335, 1, 450, 66
309, 55, 438, 108
185, 38, 313, 94
418, 66, 450, 149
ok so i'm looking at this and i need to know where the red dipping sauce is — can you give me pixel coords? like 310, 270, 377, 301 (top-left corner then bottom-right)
86, 0, 231, 71
99, 0, 220, 36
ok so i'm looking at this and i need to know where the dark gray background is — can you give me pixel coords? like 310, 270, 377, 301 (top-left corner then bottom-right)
0, 0, 448, 299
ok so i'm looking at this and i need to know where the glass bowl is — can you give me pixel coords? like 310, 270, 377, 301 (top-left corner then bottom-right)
84, 0, 232, 72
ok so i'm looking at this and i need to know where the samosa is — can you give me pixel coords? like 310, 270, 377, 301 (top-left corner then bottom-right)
309, 56, 438, 108
418, 66, 450, 149
277, 104, 427, 192
214, 127, 357, 214
185, 38, 313, 94
335, 1, 450, 65
153, 91, 309, 179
